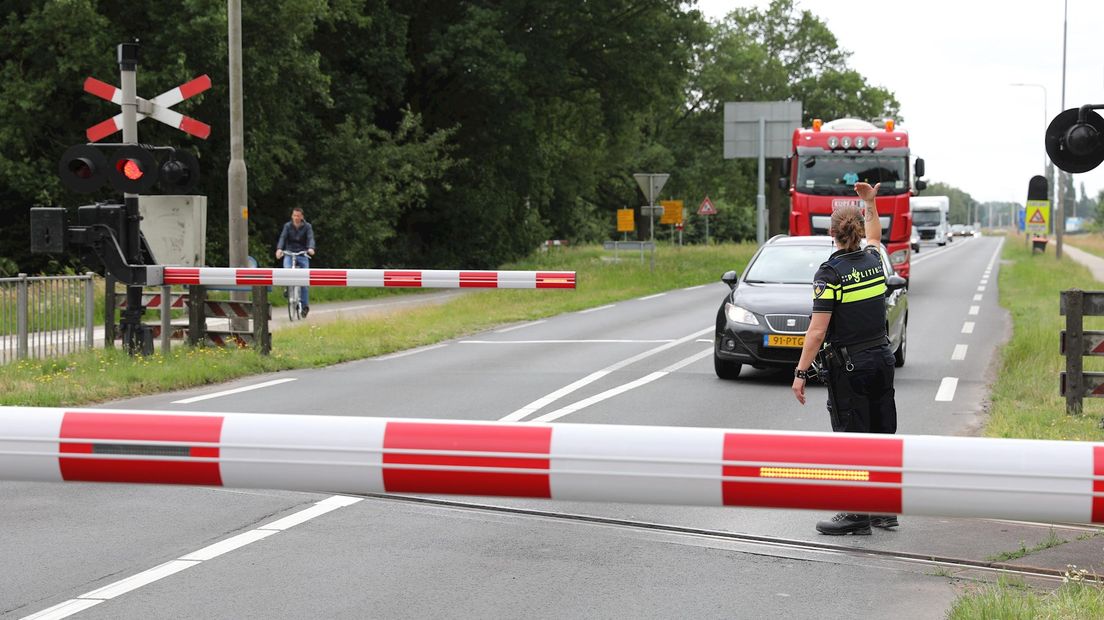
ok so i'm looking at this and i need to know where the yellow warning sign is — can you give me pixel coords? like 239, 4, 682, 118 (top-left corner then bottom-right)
660, 200, 684, 225
1025, 199, 1050, 235
617, 208, 635, 232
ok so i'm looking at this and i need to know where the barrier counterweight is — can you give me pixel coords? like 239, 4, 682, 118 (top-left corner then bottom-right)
1, 406, 1102, 524
161, 268, 576, 289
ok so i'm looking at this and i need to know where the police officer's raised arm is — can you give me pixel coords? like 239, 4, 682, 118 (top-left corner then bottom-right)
854, 182, 881, 245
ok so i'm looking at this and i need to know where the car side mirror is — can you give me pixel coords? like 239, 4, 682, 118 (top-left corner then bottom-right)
915, 179, 927, 191
885, 274, 907, 293
914, 157, 925, 178
721, 270, 739, 289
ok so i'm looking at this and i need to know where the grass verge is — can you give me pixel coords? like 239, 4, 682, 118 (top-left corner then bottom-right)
948, 573, 1104, 620
0, 243, 755, 406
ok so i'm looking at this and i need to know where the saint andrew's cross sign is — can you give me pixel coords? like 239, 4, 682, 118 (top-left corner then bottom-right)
83, 75, 212, 142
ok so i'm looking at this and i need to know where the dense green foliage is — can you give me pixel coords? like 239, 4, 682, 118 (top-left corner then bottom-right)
1, 0, 899, 275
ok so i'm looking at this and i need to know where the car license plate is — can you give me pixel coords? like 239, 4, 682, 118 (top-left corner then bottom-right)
764, 334, 804, 348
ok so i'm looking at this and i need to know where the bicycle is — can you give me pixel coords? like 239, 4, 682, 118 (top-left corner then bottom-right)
282, 250, 311, 321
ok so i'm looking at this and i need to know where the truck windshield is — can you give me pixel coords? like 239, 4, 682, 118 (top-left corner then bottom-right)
913, 210, 943, 225
796, 154, 909, 196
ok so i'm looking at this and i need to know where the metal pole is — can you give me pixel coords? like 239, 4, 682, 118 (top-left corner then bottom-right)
84, 273, 94, 349
1057, 0, 1068, 260
757, 117, 766, 245
118, 42, 146, 356
16, 273, 27, 360
1064, 289, 1083, 415
228, 0, 251, 331
160, 285, 171, 354
648, 180, 656, 273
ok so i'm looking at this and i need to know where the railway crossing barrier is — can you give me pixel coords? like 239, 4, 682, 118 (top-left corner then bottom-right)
1, 407, 1103, 525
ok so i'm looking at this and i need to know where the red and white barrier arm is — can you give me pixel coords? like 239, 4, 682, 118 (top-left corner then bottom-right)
2, 407, 1102, 523
159, 267, 575, 289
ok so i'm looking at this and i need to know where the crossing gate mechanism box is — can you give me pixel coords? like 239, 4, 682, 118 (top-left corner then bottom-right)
139, 195, 206, 267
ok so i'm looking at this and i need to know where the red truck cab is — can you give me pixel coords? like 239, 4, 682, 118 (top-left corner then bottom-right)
783, 118, 925, 284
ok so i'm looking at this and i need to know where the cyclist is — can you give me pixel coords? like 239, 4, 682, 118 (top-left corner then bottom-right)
275, 207, 316, 317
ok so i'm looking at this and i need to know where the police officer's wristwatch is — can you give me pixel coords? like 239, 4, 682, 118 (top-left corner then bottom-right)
794, 368, 809, 380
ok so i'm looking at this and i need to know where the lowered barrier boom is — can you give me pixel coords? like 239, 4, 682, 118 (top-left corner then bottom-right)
1, 406, 1102, 524
159, 267, 576, 289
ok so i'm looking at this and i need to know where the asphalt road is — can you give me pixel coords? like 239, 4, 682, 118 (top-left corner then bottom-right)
7, 235, 1082, 619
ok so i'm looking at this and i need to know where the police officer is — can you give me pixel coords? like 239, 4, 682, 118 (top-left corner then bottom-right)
791, 181, 898, 536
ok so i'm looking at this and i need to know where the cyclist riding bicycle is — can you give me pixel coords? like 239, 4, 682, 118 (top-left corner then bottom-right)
275, 207, 316, 317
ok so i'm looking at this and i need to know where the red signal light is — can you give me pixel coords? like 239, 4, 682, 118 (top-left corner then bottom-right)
117, 158, 144, 180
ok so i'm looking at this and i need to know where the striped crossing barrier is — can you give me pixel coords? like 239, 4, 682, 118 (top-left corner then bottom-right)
160, 268, 576, 289
1, 407, 1101, 523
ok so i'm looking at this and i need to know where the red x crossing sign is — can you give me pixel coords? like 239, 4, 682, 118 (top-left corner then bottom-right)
83, 75, 211, 142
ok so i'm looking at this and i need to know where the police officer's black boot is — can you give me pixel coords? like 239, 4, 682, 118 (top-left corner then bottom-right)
871, 515, 899, 529
816, 513, 872, 535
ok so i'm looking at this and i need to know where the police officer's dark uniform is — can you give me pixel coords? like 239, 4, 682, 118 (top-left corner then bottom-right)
811, 243, 898, 535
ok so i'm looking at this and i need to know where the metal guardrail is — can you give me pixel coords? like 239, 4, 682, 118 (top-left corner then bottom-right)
0, 273, 95, 363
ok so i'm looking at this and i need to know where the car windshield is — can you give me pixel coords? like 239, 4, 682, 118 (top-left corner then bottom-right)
744, 245, 835, 284
795, 154, 909, 196
913, 210, 943, 225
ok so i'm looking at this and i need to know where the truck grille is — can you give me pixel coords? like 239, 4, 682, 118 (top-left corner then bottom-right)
765, 314, 810, 334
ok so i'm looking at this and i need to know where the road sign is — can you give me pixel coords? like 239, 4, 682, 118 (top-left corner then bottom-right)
698, 196, 717, 216
617, 208, 635, 232
641, 205, 665, 216
1025, 199, 1050, 235
633, 173, 669, 206
660, 200, 683, 225
84, 75, 212, 141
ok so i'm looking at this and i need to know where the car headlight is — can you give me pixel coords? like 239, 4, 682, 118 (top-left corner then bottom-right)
725, 302, 759, 325
889, 248, 909, 265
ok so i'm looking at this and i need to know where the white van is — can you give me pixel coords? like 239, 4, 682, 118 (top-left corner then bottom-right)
911, 196, 951, 246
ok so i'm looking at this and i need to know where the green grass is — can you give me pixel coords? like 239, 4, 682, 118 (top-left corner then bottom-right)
984, 240, 1104, 440
0, 242, 755, 406
986, 529, 1067, 563
948, 574, 1104, 620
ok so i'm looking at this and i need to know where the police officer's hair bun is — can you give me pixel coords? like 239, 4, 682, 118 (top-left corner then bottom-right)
830, 206, 864, 251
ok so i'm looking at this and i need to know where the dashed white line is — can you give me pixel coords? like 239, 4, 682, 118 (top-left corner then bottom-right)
495, 320, 547, 333
579, 304, 615, 314
977, 286, 986, 292
969, 305, 980, 315
683, 284, 706, 291
973, 294, 983, 301
935, 377, 959, 402
23, 496, 362, 620
639, 292, 667, 301
962, 322, 975, 334
462, 339, 672, 344
172, 378, 297, 404
951, 344, 968, 361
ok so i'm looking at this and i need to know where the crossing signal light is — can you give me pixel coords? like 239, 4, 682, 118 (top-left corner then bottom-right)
1046, 105, 1104, 173
58, 144, 201, 195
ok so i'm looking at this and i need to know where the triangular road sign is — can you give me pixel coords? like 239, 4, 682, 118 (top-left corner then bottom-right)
698, 196, 717, 216
633, 173, 669, 204
1028, 210, 1046, 224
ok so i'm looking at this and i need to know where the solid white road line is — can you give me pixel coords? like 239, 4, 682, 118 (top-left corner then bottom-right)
172, 378, 298, 405
529, 348, 713, 423
962, 322, 975, 334
639, 292, 667, 301
969, 305, 980, 315
578, 304, 615, 314
22, 496, 361, 620
495, 320, 547, 334
935, 377, 959, 402
499, 326, 713, 421
952, 344, 968, 361
374, 343, 448, 360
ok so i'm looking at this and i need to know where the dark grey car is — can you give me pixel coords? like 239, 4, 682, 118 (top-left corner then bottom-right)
714, 235, 908, 380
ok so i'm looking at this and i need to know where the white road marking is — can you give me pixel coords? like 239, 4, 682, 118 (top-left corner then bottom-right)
499, 326, 713, 421
969, 305, 980, 315
495, 320, 546, 333
374, 343, 447, 360
172, 378, 297, 404
22, 496, 361, 620
962, 322, 975, 334
952, 344, 968, 361
935, 377, 959, 402
578, 304, 615, 314
980, 279, 988, 285
530, 348, 713, 423
683, 284, 706, 291
639, 292, 667, 301
973, 294, 983, 301
977, 286, 986, 292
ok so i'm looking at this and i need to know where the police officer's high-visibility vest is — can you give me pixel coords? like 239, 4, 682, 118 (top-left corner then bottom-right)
811, 246, 888, 346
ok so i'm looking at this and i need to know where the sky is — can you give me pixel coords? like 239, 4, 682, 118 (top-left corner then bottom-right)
697, 0, 1104, 206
